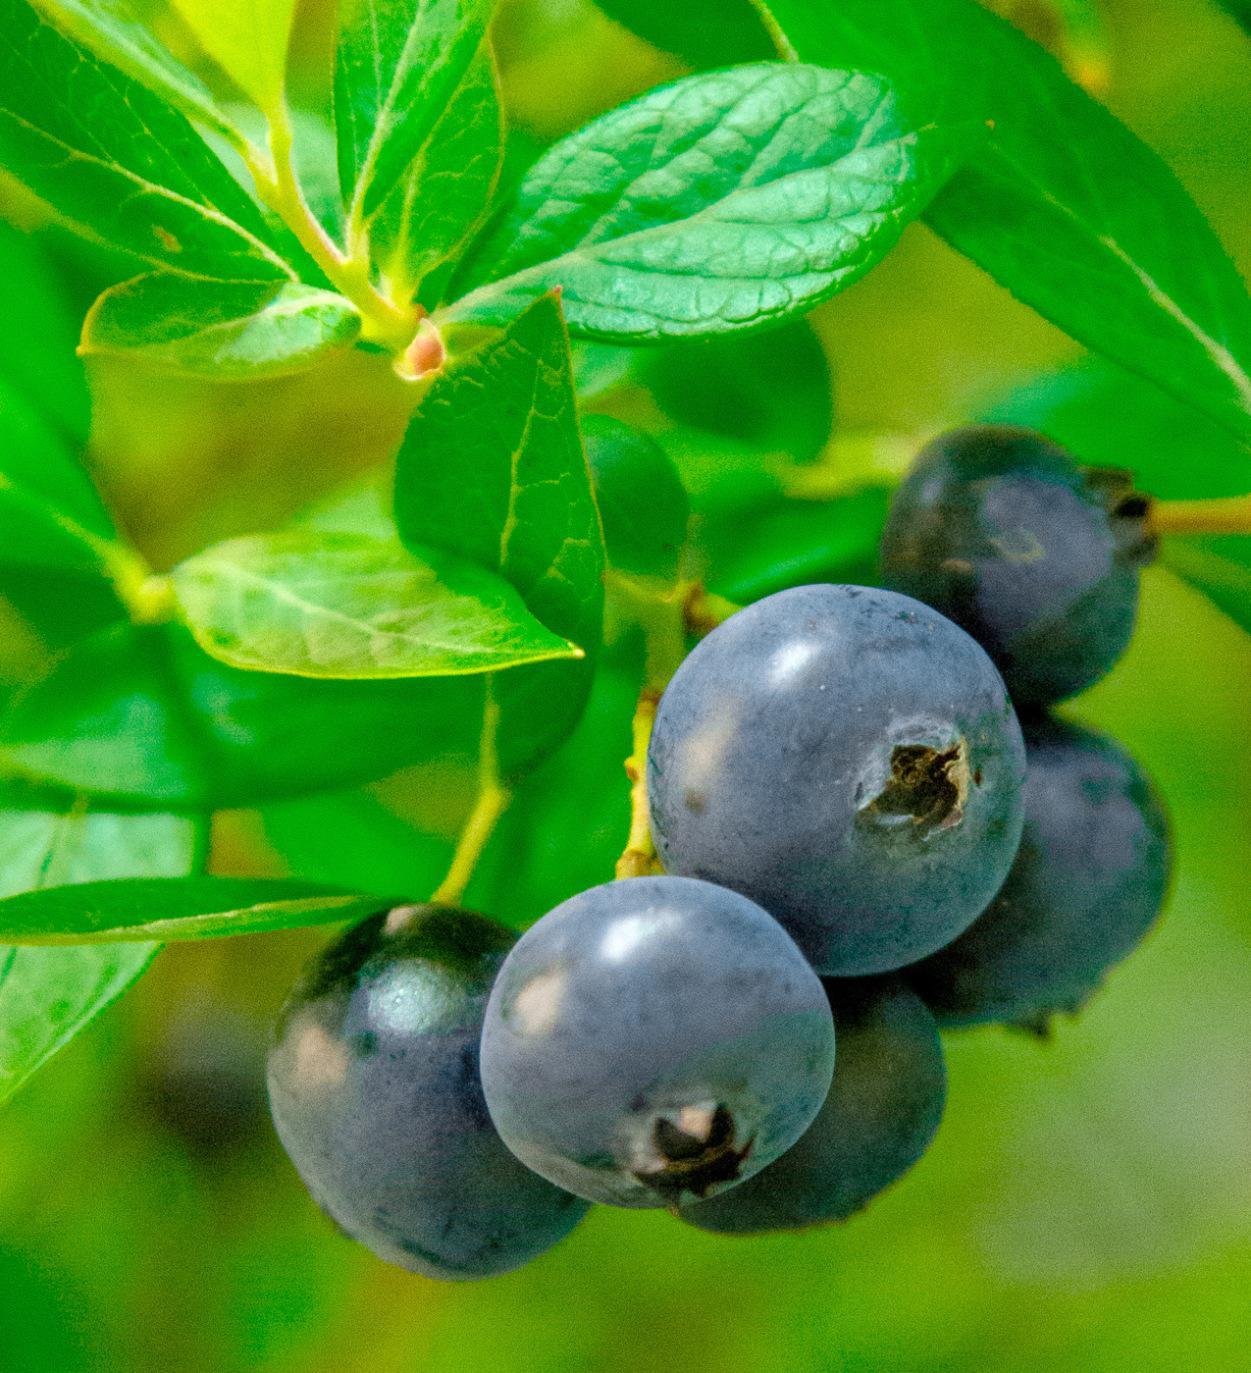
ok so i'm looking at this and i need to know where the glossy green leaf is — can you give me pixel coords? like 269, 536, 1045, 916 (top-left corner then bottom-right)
641, 320, 833, 462
0, 221, 90, 440
0, 0, 290, 279
394, 295, 606, 771
986, 357, 1251, 637
34, 0, 238, 137
372, 48, 504, 305
170, 0, 298, 111
172, 531, 580, 678
81, 276, 362, 380
0, 790, 203, 1104
335, 0, 494, 226
583, 416, 689, 585
0, 621, 500, 807
752, 0, 1251, 444
0, 877, 385, 944
449, 63, 967, 340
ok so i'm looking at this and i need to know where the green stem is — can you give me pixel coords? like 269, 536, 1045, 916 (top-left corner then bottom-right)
430, 685, 510, 908
616, 688, 660, 880
1149, 494, 1251, 537
243, 105, 416, 352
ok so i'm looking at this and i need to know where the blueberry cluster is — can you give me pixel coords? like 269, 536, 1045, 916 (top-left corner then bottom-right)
267, 427, 1172, 1280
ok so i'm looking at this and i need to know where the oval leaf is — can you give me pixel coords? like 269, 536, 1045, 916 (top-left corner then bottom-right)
81, 276, 362, 380
448, 63, 969, 339
171, 531, 581, 679
0, 877, 386, 944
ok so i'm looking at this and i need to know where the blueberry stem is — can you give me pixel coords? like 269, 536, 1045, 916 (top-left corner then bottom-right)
683, 584, 741, 637
1148, 494, 1251, 537
431, 684, 511, 906
616, 689, 660, 880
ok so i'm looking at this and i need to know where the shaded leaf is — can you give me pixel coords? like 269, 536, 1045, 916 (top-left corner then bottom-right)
172, 531, 580, 678
450, 63, 967, 340
0, 0, 290, 279
584, 416, 688, 585
0, 877, 385, 944
0, 622, 481, 805
0, 790, 203, 1103
81, 275, 362, 380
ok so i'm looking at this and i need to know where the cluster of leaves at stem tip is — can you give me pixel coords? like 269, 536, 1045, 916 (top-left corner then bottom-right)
0, 0, 1250, 1106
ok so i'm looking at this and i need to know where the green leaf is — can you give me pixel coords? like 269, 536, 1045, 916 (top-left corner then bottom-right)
698, 485, 889, 601
0, 221, 90, 440
171, 531, 580, 679
0, 622, 486, 806
583, 416, 689, 585
986, 357, 1251, 636
334, 0, 495, 227
1217, 0, 1251, 36
0, 0, 291, 279
34, 0, 239, 138
394, 295, 606, 770
592, 0, 768, 66
0, 379, 121, 576
0, 790, 203, 1104
81, 276, 362, 380
640, 320, 833, 462
170, 0, 298, 111
260, 787, 453, 898
0, 876, 386, 944
372, 48, 504, 306
753, 0, 1251, 444
449, 63, 967, 340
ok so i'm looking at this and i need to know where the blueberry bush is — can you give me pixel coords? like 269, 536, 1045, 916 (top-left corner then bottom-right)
1, 0, 1251, 1367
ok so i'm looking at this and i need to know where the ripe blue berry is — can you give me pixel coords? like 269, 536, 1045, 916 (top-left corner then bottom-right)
879, 426, 1156, 704
910, 715, 1172, 1030
479, 876, 836, 1208
266, 906, 589, 1280
682, 978, 945, 1233
647, 584, 1026, 976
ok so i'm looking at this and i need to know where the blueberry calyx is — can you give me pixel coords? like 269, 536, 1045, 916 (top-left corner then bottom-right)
1079, 466, 1158, 568
630, 1102, 754, 1205
860, 738, 971, 834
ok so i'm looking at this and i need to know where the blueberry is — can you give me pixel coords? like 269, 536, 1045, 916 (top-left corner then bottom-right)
266, 906, 589, 1280
911, 715, 1172, 1029
479, 876, 836, 1208
682, 978, 945, 1233
647, 584, 1026, 976
879, 426, 1156, 704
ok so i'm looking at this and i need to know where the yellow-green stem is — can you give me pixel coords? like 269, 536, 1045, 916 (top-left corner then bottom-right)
1149, 495, 1251, 537
431, 686, 510, 908
244, 105, 416, 353
616, 689, 660, 880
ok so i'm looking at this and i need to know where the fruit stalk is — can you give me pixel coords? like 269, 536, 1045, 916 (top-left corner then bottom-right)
1148, 494, 1251, 536
616, 689, 660, 880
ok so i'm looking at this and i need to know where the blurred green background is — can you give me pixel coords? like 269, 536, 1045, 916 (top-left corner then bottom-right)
3, 1, 1251, 1369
